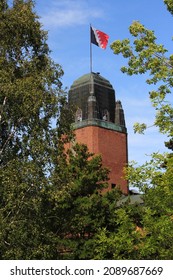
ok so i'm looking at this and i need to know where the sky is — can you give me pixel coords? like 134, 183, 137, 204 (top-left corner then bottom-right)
34, 0, 173, 165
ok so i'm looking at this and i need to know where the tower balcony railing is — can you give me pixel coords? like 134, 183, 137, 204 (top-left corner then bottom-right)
72, 119, 127, 133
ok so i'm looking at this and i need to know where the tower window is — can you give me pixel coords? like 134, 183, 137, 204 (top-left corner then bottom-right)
102, 109, 109, 121
75, 108, 82, 122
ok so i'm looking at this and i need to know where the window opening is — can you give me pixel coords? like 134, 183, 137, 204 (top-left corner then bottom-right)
75, 108, 82, 122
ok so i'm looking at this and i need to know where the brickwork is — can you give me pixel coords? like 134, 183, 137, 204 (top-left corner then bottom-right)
74, 126, 128, 194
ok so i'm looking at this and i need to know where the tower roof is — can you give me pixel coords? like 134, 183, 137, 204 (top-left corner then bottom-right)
68, 72, 127, 133
71, 72, 114, 90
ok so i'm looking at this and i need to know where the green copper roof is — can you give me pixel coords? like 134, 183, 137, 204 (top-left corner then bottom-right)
117, 194, 144, 206
71, 72, 113, 90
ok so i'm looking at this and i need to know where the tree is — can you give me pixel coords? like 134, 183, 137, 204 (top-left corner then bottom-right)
106, 0, 173, 259
2, 0, 173, 260
0, 0, 64, 165
0, 0, 118, 259
0, 140, 113, 259
111, 3, 173, 141
0, 0, 65, 259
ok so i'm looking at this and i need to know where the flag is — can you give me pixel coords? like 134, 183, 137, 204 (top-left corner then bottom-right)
90, 26, 109, 49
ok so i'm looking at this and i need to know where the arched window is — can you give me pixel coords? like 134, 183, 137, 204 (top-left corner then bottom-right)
102, 109, 109, 121
75, 108, 82, 122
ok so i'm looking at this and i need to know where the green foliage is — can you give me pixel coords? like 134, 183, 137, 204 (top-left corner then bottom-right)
0, 0, 64, 166
0, 1, 115, 260
0, 0, 64, 259
109, 0, 173, 260
0, 141, 112, 259
92, 208, 141, 260
133, 123, 147, 134
89, 153, 173, 260
1, 0, 173, 260
111, 20, 173, 141
164, 0, 173, 15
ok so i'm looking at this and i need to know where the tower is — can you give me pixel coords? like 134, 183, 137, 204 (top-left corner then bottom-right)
68, 72, 128, 194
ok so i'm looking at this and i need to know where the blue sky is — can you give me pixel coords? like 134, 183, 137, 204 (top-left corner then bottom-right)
35, 0, 173, 165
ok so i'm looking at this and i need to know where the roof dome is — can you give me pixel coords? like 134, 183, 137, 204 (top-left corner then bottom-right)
71, 72, 114, 90
68, 72, 126, 132
69, 72, 116, 123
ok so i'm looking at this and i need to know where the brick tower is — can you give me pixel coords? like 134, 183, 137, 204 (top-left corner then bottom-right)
68, 72, 128, 194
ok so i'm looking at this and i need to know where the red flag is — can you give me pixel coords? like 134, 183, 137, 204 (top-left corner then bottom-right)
90, 26, 109, 49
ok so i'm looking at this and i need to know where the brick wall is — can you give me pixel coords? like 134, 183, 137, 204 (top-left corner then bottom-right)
73, 126, 128, 194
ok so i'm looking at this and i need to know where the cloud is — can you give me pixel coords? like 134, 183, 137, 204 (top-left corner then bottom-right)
40, 0, 104, 28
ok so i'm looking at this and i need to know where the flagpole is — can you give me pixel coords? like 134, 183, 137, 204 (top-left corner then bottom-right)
90, 24, 92, 73
89, 24, 94, 96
